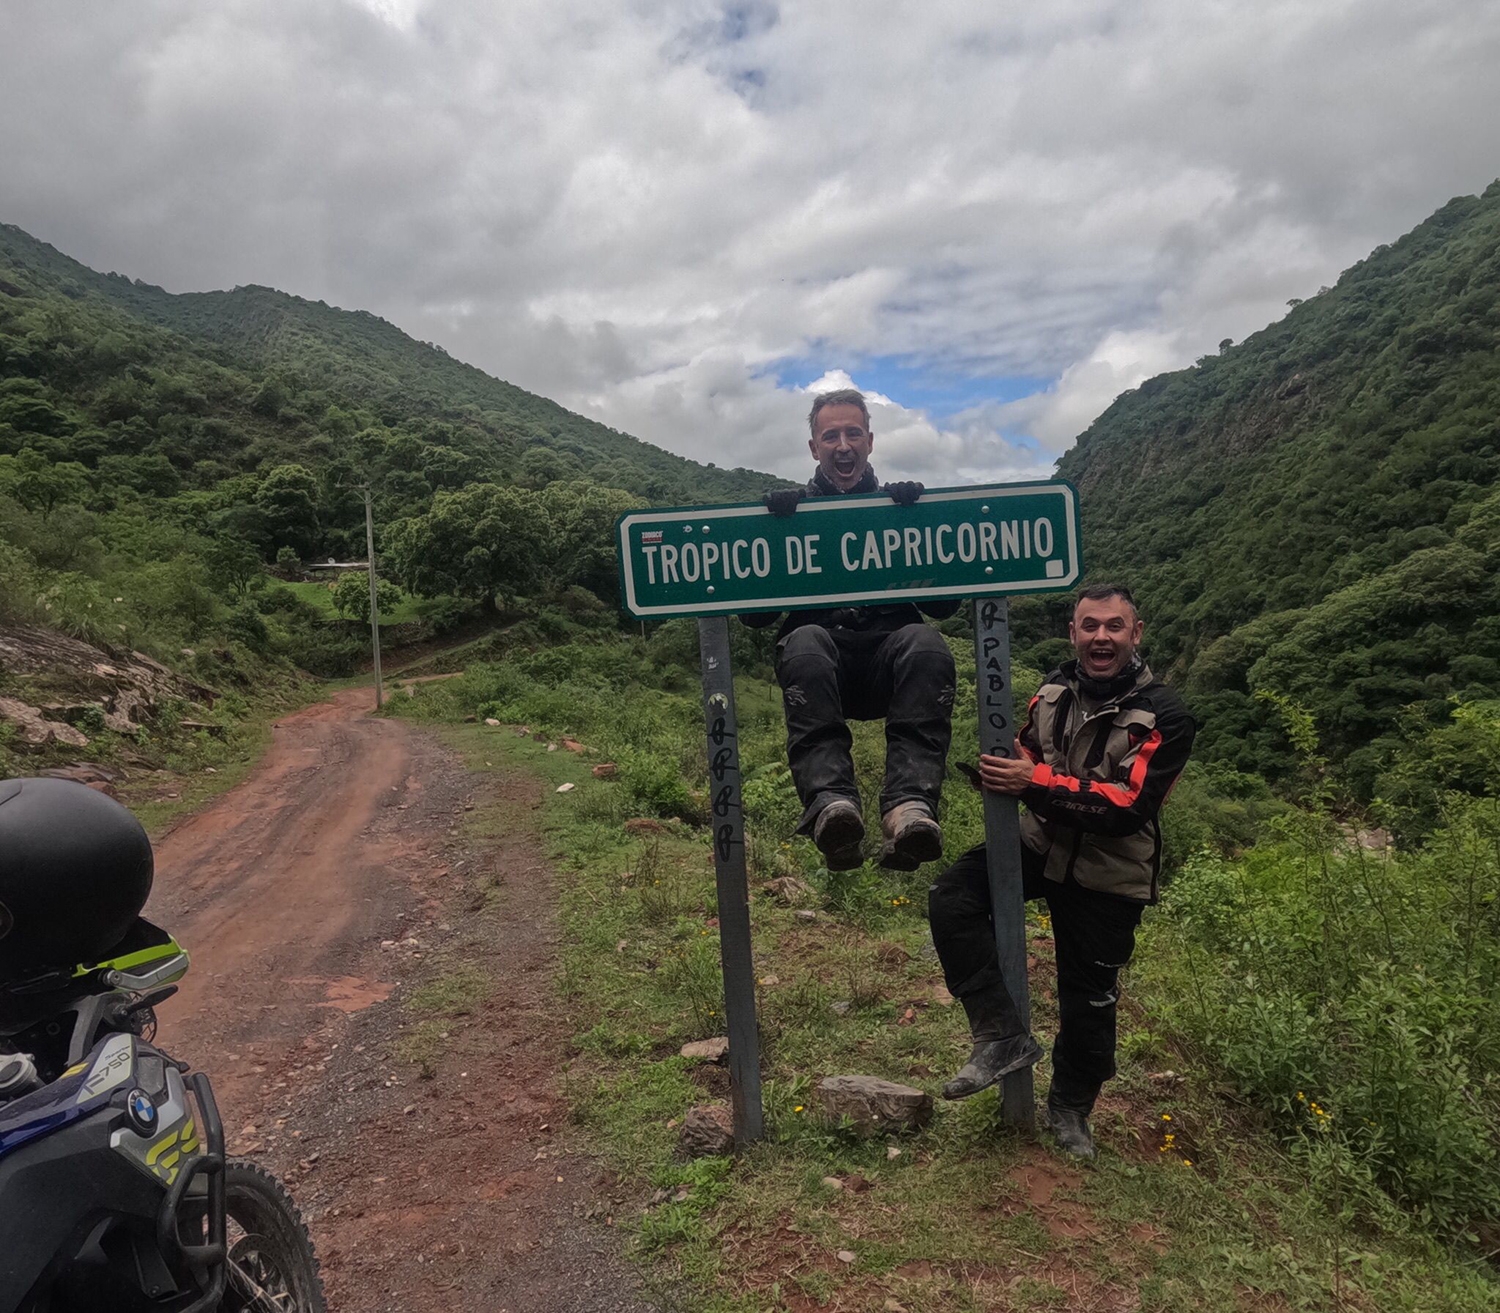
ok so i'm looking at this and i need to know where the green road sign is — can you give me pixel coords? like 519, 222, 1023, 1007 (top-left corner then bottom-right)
616, 480, 1081, 619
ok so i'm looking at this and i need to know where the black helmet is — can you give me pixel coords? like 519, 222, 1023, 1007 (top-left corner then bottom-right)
0, 778, 153, 983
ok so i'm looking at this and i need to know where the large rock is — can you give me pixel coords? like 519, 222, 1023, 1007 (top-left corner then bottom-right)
39, 763, 118, 796
817, 1075, 933, 1137
0, 624, 217, 725
0, 697, 89, 748
677, 1104, 735, 1158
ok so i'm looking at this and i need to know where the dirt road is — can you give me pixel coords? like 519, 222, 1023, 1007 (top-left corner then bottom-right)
150, 688, 657, 1313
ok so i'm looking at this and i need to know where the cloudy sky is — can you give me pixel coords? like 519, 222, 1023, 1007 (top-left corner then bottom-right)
2, 1, 1497, 484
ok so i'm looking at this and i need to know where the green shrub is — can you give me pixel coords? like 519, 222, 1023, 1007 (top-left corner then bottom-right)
72, 704, 108, 736
331, 571, 401, 624
659, 935, 723, 1034
412, 594, 472, 635
279, 626, 366, 677
617, 748, 702, 824
1140, 798, 1500, 1237
224, 602, 270, 654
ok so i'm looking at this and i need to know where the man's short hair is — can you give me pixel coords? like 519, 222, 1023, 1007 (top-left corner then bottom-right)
807, 388, 871, 435
1075, 583, 1138, 616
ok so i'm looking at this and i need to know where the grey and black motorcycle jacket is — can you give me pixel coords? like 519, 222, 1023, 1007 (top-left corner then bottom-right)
1016, 659, 1196, 903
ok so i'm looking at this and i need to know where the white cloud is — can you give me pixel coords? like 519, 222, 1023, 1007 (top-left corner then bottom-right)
969, 330, 1186, 456
1, 0, 1497, 488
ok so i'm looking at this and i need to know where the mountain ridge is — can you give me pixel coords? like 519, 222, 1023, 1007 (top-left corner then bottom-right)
1048, 180, 1500, 790
0, 221, 771, 503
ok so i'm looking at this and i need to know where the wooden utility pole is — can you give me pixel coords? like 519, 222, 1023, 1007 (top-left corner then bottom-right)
364, 488, 383, 710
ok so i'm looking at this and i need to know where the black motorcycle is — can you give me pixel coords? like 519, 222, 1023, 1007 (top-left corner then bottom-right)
0, 777, 326, 1312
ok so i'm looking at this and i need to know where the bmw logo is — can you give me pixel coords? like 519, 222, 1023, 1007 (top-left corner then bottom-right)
126, 1088, 158, 1135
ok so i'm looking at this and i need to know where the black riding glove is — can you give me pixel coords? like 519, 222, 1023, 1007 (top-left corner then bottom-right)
882, 481, 924, 506
762, 488, 805, 517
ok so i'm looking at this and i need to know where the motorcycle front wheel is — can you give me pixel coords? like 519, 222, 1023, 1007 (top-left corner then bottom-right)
217, 1160, 327, 1313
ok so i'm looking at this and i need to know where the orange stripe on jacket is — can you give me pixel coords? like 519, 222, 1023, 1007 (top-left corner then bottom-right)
1029, 728, 1164, 808
1030, 762, 1081, 792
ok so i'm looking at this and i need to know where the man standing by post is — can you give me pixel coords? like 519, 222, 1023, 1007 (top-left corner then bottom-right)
927, 584, 1195, 1159
743, 388, 958, 871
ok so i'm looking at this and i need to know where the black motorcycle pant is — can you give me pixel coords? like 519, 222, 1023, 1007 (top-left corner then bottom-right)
927, 842, 1145, 1113
776, 622, 955, 831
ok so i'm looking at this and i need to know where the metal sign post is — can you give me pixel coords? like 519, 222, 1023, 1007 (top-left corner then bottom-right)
974, 598, 1034, 1128
697, 617, 764, 1146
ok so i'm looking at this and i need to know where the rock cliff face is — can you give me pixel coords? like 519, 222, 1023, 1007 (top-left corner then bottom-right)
1056, 182, 1500, 676
0, 625, 215, 750
1034, 183, 1500, 782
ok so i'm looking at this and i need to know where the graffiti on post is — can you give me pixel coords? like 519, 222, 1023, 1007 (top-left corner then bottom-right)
978, 599, 1011, 748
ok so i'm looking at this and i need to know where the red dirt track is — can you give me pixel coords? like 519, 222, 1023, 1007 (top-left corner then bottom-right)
148, 688, 655, 1312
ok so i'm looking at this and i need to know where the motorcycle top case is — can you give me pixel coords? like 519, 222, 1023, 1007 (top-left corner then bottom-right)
0, 778, 153, 984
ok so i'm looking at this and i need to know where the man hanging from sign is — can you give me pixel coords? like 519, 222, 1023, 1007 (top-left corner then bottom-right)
742, 388, 959, 872
928, 584, 1196, 1159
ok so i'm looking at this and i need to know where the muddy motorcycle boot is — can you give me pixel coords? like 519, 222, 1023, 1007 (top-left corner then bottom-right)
878, 801, 944, 871
1042, 1103, 1097, 1161
812, 799, 865, 871
942, 1034, 1044, 1099
941, 988, 1042, 1100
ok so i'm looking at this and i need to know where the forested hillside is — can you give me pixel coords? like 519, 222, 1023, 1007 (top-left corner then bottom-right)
0, 222, 775, 691
1046, 181, 1500, 810
1, 224, 767, 506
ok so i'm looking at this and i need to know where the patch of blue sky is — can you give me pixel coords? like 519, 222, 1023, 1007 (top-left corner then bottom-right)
717, 2, 777, 43
667, 1, 776, 68
770, 353, 1054, 421
728, 67, 767, 100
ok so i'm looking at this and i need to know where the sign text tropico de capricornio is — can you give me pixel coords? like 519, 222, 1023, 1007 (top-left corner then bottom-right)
615, 481, 1081, 620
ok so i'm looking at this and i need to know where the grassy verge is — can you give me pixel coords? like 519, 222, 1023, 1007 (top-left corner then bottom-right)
123, 702, 286, 837
398, 659, 1500, 1313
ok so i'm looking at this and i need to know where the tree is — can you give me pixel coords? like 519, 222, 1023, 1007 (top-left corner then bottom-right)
518, 446, 582, 489
538, 480, 642, 604
386, 483, 552, 604
95, 452, 182, 498
205, 536, 266, 599
0, 393, 72, 437
255, 464, 320, 557
420, 446, 478, 490
0, 449, 90, 518
332, 571, 402, 624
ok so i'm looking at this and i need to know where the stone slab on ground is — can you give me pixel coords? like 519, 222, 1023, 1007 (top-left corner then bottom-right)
0, 696, 89, 747
763, 875, 817, 906
817, 1074, 933, 1136
680, 1037, 730, 1063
